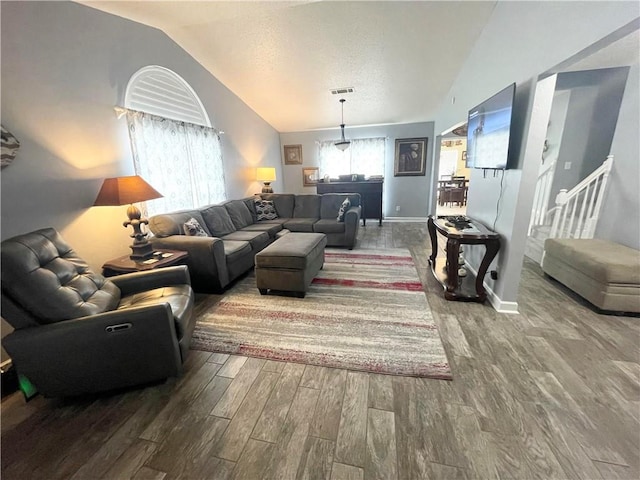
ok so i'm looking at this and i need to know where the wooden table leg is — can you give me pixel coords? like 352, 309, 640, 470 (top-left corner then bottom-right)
475, 238, 500, 301
445, 237, 460, 297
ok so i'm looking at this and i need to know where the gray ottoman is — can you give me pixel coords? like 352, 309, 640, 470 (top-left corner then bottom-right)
542, 238, 640, 312
255, 233, 327, 298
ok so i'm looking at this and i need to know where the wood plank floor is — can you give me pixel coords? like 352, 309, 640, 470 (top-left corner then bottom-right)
2, 222, 639, 479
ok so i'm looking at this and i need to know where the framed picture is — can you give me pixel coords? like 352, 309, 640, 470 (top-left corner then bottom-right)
394, 138, 428, 176
302, 167, 319, 186
283, 144, 303, 165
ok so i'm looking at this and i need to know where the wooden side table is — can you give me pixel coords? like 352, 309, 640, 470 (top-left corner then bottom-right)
102, 249, 189, 277
427, 215, 500, 303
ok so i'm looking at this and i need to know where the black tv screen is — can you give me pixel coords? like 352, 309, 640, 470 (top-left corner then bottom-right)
466, 83, 516, 169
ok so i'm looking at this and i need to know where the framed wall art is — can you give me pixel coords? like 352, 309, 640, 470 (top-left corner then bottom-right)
302, 167, 319, 186
283, 144, 303, 165
394, 138, 428, 176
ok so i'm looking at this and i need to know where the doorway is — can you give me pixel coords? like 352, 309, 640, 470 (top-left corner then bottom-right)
436, 136, 469, 217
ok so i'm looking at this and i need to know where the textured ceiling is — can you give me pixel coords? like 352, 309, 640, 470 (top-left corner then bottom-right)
79, 1, 497, 132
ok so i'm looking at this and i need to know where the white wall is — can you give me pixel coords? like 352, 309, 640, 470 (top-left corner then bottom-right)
280, 122, 435, 218
0, 1, 281, 271
550, 68, 629, 200
433, 2, 639, 307
596, 61, 640, 249
540, 89, 571, 176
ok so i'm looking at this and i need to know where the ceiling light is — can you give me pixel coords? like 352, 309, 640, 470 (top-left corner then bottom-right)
335, 98, 351, 151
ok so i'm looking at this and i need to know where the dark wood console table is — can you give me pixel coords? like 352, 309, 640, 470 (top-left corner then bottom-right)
316, 179, 383, 226
102, 249, 188, 277
427, 215, 500, 302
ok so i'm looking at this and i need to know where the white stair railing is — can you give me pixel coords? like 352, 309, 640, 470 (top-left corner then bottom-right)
528, 158, 557, 235
549, 155, 613, 239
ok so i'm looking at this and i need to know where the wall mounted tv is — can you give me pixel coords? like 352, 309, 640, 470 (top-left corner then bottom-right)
465, 83, 516, 170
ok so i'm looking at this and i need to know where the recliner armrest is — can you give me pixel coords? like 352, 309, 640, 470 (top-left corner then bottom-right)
110, 265, 191, 296
3, 304, 182, 397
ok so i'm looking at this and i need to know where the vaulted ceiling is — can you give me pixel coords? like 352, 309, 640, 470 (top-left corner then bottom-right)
79, 1, 497, 132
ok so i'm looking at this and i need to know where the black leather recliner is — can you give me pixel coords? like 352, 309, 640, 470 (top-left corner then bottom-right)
1, 228, 196, 397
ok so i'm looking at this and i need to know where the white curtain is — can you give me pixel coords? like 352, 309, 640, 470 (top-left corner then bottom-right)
126, 110, 226, 217
318, 137, 385, 178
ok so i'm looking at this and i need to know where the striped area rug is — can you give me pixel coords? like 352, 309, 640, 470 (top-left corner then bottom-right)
192, 248, 452, 379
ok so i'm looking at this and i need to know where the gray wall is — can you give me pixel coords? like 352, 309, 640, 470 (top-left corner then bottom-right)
432, 2, 639, 306
280, 122, 435, 218
550, 68, 629, 199
0, 1, 281, 271
596, 61, 640, 249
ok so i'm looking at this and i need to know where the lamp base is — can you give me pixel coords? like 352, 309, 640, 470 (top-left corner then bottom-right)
261, 182, 273, 194
129, 241, 154, 261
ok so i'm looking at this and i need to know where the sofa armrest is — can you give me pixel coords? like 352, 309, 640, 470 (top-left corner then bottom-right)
344, 205, 361, 248
110, 266, 191, 296
150, 235, 229, 290
3, 304, 182, 397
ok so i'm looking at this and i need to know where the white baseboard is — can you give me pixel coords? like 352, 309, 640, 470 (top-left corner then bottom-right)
465, 263, 520, 314
382, 217, 428, 223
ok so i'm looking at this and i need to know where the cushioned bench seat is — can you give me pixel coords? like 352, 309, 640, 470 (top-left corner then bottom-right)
255, 233, 327, 298
542, 238, 640, 313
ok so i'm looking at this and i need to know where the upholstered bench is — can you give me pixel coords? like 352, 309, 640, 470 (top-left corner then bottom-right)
542, 238, 640, 313
255, 232, 327, 298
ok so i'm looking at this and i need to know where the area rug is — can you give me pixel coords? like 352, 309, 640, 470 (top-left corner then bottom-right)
191, 248, 452, 379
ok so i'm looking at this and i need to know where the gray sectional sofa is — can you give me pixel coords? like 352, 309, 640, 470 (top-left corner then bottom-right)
148, 193, 361, 291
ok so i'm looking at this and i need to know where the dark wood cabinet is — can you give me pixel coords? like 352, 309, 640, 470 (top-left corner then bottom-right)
317, 179, 383, 226
102, 249, 188, 277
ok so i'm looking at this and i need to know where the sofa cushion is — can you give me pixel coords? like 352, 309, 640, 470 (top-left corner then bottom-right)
224, 200, 254, 230
260, 194, 295, 218
1, 228, 121, 325
201, 205, 236, 237
284, 218, 317, 233
149, 210, 211, 238
293, 195, 321, 218
244, 197, 258, 223
183, 217, 209, 237
255, 199, 278, 221
241, 222, 283, 238
118, 285, 193, 340
313, 219, 346, 234
222, 231, 270, 251
222, 240, 252, 264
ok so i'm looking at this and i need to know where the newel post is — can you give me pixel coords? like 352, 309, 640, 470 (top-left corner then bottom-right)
549, 189, 568, 238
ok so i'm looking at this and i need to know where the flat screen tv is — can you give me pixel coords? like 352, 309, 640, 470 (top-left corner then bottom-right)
465, 83, 516, 169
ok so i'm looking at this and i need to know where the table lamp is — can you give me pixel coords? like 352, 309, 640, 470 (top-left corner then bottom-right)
256, 167, 276, 193
94, 175, 163, 260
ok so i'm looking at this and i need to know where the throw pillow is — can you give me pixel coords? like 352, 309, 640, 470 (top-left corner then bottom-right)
255, 199, 278, 221
337, 198, 351, 222
183, 217, 208, 237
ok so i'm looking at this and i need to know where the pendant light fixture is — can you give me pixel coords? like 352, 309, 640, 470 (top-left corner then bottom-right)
335, 98, 351, 151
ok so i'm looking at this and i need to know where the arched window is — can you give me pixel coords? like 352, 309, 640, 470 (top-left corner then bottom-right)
124, 66, 226, 216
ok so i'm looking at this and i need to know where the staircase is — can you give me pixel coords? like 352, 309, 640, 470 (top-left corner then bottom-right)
526, 155, 613, 264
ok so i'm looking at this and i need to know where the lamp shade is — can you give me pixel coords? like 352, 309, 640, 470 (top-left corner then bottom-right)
256, 167, 277, 182
93, 175, 163, 206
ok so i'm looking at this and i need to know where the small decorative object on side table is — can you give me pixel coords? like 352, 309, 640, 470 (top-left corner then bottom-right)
102, 249, 188, 277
